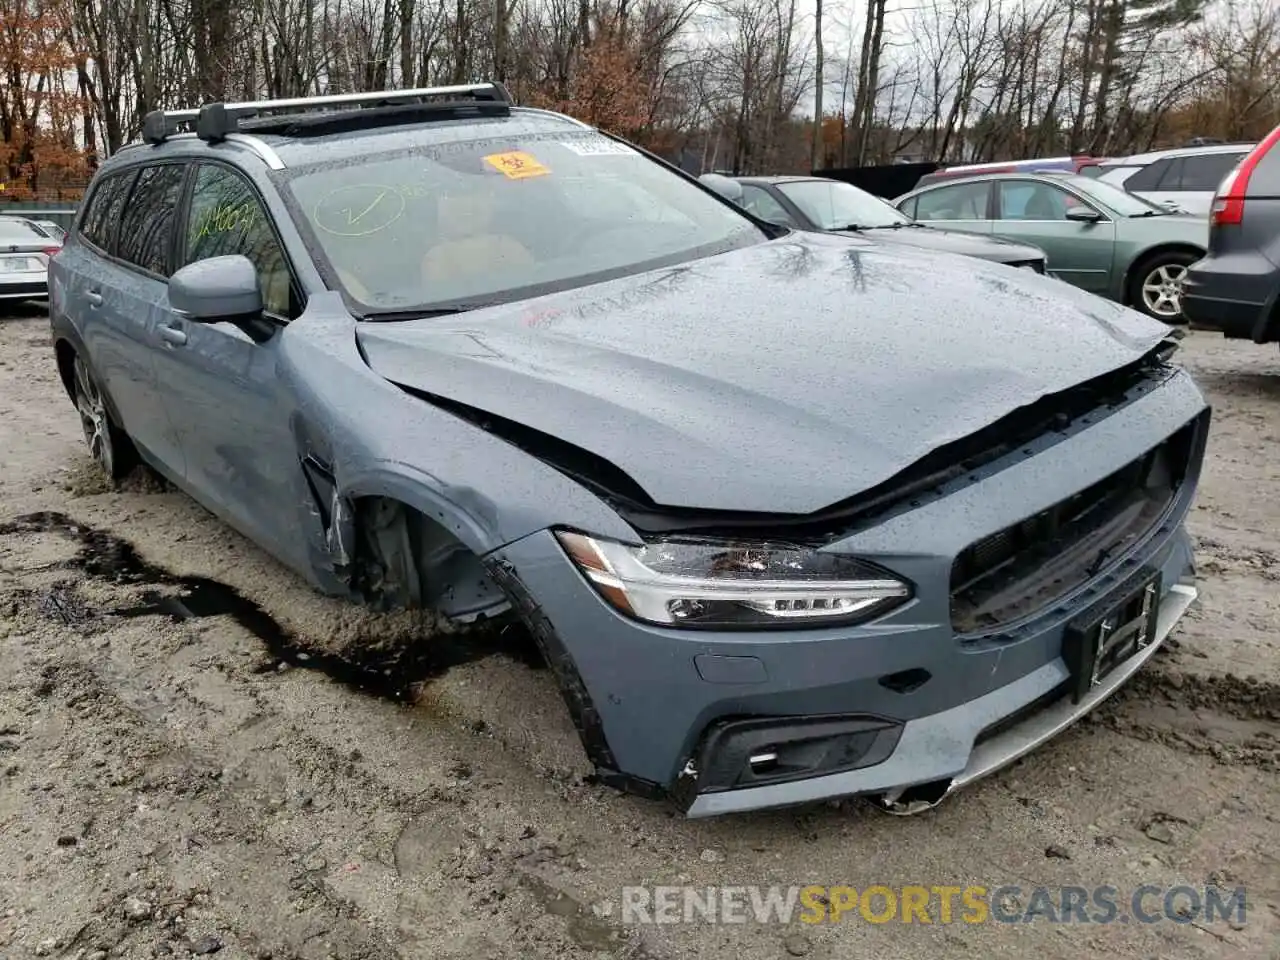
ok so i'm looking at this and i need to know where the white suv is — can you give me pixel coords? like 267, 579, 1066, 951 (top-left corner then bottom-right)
1090, 143, 1253, 215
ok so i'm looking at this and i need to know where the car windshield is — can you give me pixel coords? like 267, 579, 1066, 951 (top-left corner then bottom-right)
776, 179, 912, 230
1060, 175, 1169, 216
281, 131, 766, 315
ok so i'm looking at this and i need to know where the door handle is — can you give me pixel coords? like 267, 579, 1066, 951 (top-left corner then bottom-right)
160, 324, 188, 347
85, 290, 103, 307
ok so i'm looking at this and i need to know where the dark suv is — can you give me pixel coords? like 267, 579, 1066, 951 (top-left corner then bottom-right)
1182, 125, 1280, 344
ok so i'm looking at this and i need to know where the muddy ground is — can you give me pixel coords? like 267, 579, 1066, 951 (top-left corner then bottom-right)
0, 306, 1277, 960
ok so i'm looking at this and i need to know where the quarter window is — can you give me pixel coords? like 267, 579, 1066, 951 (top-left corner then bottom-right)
182, 164, 295, 318
116, 164, 186, 275
914, 182, 989, 220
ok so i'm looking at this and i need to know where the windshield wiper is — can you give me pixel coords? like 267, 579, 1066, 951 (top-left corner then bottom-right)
836, 222, 910, 231
1131, 209, 1167, 218
360, 303, 499, 321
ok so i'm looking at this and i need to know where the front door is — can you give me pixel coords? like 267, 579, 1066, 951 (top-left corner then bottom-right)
992, 180, 1116, 296
148, 161, 316, 573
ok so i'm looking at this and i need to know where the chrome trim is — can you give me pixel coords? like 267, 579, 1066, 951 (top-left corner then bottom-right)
223, 133, 286, 170
947, 582, 1196, 791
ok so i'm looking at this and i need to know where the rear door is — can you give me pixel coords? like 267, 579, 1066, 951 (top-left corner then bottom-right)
991, 179, 1116, 295
908, 180, 994, 236
56, 166, 182, 470
101, 161, 192, 476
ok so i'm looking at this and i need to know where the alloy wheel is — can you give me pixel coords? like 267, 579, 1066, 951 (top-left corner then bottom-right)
1141, 263, 1188, 319
74, 355, 115, 477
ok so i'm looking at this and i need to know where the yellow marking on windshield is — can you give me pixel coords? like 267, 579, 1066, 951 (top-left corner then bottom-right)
313, 184, 406, 237
483, 151, 550, 180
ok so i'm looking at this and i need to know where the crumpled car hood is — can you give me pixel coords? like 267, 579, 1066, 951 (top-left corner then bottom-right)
357, 232, 1170, 514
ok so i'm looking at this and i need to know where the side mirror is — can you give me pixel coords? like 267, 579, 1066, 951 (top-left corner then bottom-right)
1065, 206, 1101, 223
170, 254, 263, 321
698, 173, 744, 204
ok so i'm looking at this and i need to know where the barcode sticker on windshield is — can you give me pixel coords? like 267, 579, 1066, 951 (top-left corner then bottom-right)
560, 139, 636, 157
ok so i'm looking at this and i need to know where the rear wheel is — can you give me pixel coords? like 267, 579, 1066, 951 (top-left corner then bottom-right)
73, 353, 138, 481
1129, 251, 1199, 323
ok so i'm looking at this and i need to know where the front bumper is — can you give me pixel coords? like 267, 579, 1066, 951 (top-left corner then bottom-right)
686, 565, 1196, 817
491, 366, 1209, 816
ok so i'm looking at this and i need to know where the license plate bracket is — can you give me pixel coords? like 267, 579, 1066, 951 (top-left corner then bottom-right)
1062, 568, 1161, 704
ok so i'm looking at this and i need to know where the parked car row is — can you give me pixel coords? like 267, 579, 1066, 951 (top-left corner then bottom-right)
701, 168, 1208, 322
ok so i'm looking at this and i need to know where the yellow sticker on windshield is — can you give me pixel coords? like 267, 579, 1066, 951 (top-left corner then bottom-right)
484, 151, 550, 180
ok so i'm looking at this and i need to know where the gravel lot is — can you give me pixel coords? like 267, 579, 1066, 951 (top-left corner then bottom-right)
1, 305, 1277, 960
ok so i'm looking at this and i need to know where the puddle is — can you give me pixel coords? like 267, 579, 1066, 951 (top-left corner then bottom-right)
519, 873, 624, 952
0, 511, 544, 702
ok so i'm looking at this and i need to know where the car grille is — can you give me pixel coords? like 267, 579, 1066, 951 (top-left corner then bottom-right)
950, 416, 1200, 635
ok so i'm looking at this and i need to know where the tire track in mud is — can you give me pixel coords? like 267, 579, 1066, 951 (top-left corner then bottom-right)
1100, 666, 1280, 771
1, 654, 404, 960
0, 507, 637, 960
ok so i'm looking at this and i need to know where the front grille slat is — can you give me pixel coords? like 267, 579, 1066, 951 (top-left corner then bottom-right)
950, 419, 1198, 635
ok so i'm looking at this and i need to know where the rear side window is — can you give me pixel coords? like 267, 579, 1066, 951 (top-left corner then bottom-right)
1170, 153, 1246, 191
116, 164, 187, 275
914, 181, 989, 220
79, 170, 138, 253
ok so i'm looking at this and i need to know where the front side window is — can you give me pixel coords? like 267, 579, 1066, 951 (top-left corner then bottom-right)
997, 182, 1080, 220
280, 131, 765, 315
739, 185, 799, 226
776, 179, 910, 230
1123, 159, 1170, 192
116, 163, 186, 275
182, 164, 295, 318
913, 181, 990, 220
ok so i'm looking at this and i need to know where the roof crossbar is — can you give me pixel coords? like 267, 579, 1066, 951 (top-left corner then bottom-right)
141, 82, 514, 145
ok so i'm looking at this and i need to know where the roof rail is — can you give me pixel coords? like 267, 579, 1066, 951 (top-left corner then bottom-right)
141, 82, 513, 145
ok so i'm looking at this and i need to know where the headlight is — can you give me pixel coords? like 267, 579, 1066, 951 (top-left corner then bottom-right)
555, 532, 912, 629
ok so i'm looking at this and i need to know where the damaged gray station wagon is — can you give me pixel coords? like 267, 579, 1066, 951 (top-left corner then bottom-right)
48, 83, 1210, 817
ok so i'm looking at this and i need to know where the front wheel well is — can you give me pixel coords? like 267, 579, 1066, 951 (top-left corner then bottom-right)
348, 495, 512, 625
54, 338, 77, 401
